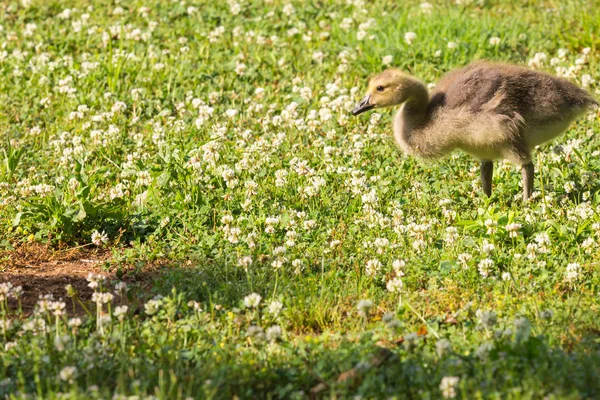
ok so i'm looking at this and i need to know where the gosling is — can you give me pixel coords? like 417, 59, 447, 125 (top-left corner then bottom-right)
353, 60, 598, 201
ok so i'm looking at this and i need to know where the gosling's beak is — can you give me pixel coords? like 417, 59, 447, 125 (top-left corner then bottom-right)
352, 94, 374, 116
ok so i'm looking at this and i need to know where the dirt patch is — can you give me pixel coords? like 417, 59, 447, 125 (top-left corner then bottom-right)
1, 244, 114, 315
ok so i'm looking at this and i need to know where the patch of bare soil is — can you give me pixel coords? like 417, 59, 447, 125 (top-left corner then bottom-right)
1, 244, 114, 315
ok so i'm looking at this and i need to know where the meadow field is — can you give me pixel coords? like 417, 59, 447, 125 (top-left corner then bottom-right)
1, 0, 600, 398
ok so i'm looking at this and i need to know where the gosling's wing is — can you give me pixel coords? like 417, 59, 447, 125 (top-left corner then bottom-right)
435, 62, 515, 114
427, 63, 525, 135
432, 61, 597, 117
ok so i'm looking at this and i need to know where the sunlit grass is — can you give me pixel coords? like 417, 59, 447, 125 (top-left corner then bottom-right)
0, 0, 599, 398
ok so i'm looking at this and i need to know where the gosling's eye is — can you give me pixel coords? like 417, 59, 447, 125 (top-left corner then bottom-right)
376, 86, 384, 92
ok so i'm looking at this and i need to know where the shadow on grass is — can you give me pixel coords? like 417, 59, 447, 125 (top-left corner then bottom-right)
3, 326, 600, 399
3, 257, 600, 399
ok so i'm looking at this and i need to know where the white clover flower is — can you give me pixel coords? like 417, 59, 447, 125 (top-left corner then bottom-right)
225, 109, 238, 119
386, 277, 403, 292
246, 325, 265, 340
67, 177, 80, 192
404, 332, 418, 345
440, 376, 459, 398
273, 246, 286, 256
340, 18, 353, 30
11, 285, 22, 299
475, 341, 493, 360
484, 219, 498, 234
361, 189, 378, 204
221, 214, 234, 226
188, 301, 202, 312
581, 74, 594, 88
420, 2, 433, 13
229, 2, 241, 15
357, 299, 373, 317
445, 227, 459, 244
477, 309, 497, 328
565, 263, 581, 283
0, 319, 12, 332
506, 223, 521, 238
238, 256, 253, 268
86, 273, 106, 290
136, 170, 152, 186
582, 237, 595, 254
365, 259, 382, 277
312, 51, 324, 64
271, 258, 286, 270
382, 55, 393, 65
489, 36, 501, 45
373, 237, 389, 251
481, 240, 495, 254
113, 282, 127, 294
436, 338, 452, 357
299, 87, 312, 102
534, 232, 550, 250
68, 318, 82, 328
412, 239, 426, 252
244, 293, 262, 308
92, 292, 113, 305
514, 317, 531, 342
4, 341, 16, 351
144, 299, 161, 315
48, 301, 66, 316
558, 48, 568, 58
59, 366, 78, 383
392, 259, 406, 274
478, 258, 494, 278
111, 101, 126, 113
235, 62, 246, 76
114, 305, 128, 321
447, 41, 458, 49
268, 300, 283, 316
369, 113, 382, 125
160, 216, 170, 228
0, 283, 13, 302
292, 259, 304, 274
404, 32, 417, 45
266, 325, 283, 341
528, 52, 547, 69
564, 181, 576, 193
254, 87, 265, 98
303, 220, 316, 230
226, 227, 241, 243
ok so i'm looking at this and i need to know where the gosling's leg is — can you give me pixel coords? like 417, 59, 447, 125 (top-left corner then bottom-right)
481, 161, 493, 197
521, 162, 534, 202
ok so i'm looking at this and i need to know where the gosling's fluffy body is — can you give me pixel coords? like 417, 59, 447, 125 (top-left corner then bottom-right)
354, 61, 597, 200
393, 61, 596, 165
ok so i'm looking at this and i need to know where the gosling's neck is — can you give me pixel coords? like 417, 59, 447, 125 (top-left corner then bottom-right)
402, 79, 429, 122
393, 79, 430, 156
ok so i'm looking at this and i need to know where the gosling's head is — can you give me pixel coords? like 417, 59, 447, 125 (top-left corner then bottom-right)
352, 69, 418, 116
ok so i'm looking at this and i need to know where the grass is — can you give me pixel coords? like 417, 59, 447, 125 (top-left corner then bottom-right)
1, 0, 600, 398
